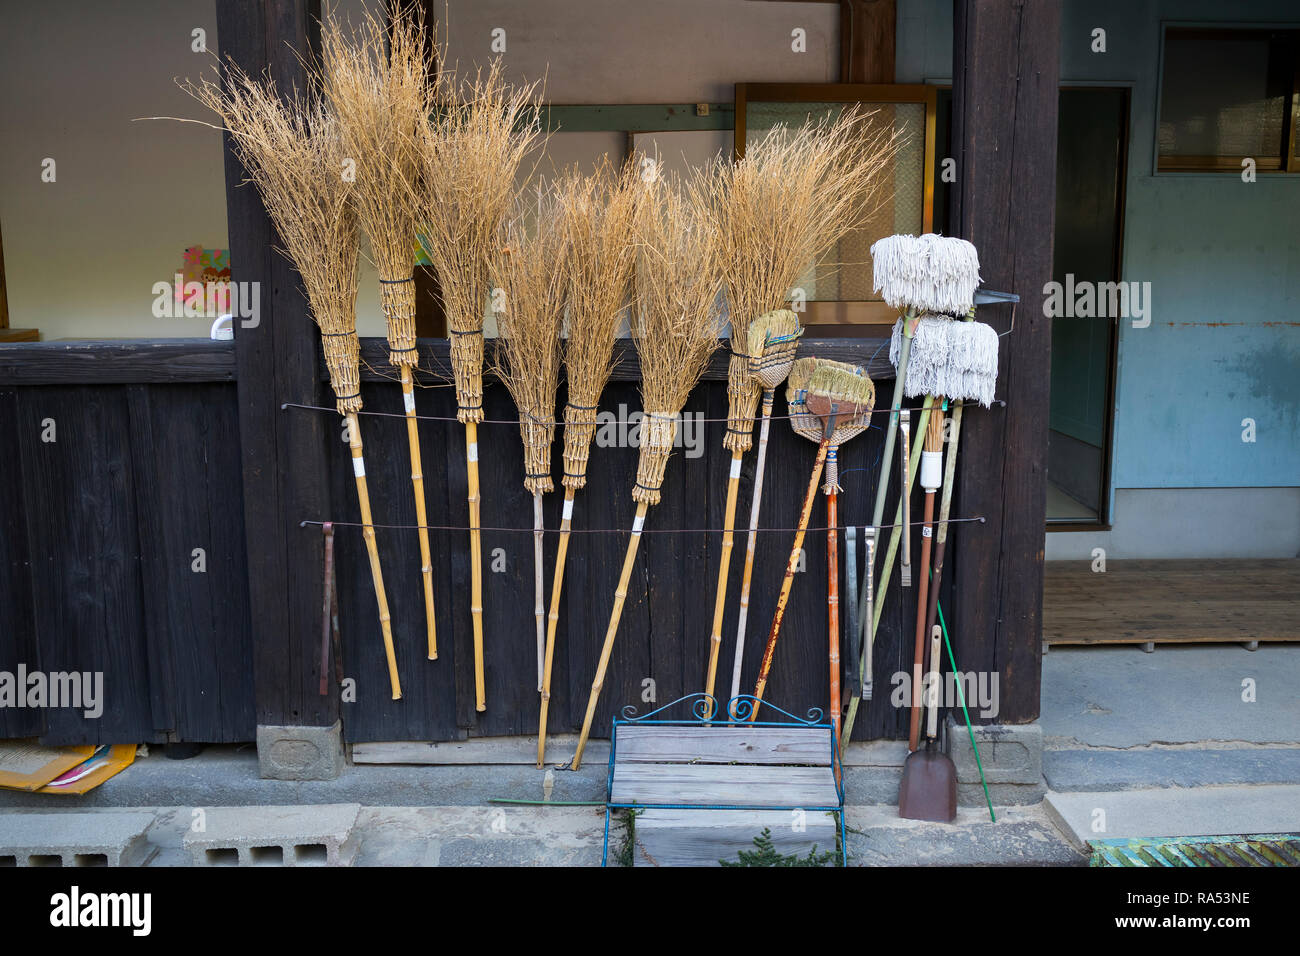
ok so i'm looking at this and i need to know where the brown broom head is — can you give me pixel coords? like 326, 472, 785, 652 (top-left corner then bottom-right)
183, 64, 362, 415
806, 363, 875, 494
748, 309, 802, 392
632, 411, 679, 507
414, 59, 543, 424
785, 356, 822, 442
557, 160, 640, 490
806, 363, 875, 442
494, 188, 567, 497
321, 6, 429, 370
723, 350, 762, 454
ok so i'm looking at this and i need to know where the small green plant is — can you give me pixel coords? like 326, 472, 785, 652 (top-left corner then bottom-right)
720, 828, 835, 867
615, 808, 643, 867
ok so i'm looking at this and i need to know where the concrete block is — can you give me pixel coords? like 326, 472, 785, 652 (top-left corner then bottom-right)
257, 721, 343, 781
183, 803, 361, 866
1044, 785, 1300, 852
0, 812, 157, 867
946, 717, 1045, 806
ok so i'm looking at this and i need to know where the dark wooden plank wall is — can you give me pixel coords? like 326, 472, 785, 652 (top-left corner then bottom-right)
0, 374, 255, 745
325, 339, 924, 743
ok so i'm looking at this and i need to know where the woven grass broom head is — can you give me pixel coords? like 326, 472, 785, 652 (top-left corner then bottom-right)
787, 358, 874, 446
555, 158, 640, 490
870, 233, 982, 316
629, 168, 724, 506
322, 4, 434, 369
747, 308, 802, 392
185, 65, 361, 415
705, 108, 901, 453
414, 58, 543, 423
492, 182, 568, 495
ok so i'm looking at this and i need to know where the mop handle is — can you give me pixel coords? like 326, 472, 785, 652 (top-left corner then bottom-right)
899, 409, 912, 585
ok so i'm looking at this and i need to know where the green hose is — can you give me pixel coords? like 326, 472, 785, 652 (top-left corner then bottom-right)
935, 594, 995, 822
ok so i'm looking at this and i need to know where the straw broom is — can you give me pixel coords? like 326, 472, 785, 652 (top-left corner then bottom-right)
184, 67, 402, 698
492, 184, 567, 697
414, 61, 542, 711
322, 7, 439, 659
569, 171, 723, 770
750, 359, 874, 724
700, 112, 900, 717
536, 161, 639, 767
726, 309, 800, 715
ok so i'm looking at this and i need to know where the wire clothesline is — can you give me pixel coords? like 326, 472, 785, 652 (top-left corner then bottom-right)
280, 398, 1005, 426
299, 515, 986, 535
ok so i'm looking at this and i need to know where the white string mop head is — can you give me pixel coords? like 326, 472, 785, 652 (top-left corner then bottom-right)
936, 320, 999, 408
870, 234, 982, 315
889, 315, 952, 398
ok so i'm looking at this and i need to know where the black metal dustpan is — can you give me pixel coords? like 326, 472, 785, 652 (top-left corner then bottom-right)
898, 624, 957, 821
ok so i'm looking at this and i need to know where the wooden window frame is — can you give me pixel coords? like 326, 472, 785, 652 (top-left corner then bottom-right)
734, 82, 938, 327
1155, 25, 1300, 175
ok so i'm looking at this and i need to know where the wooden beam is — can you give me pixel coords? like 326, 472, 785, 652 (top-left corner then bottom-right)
216, 0, 337, 729
949, 0, 1060, 724
841, 0, 896, 83
344, 335, 897, 386
0, 341, 235, 385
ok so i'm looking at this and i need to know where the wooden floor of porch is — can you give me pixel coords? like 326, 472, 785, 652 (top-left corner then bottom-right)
1043, 559, 1300, 649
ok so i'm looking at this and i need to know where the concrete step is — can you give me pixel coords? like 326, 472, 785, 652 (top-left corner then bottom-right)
1044, 747, 1300, 792
1044, 784, 1300, 852
0, 811, 157, 867
183, 803, 361, 866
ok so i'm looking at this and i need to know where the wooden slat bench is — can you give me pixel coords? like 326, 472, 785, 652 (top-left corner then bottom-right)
602, 695, 845, 867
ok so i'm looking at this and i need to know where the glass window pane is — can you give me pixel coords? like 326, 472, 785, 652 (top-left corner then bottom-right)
1158, 29, 1295, 167
744, 100, 926, 303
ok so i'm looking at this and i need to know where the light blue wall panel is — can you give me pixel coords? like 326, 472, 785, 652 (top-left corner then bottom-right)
897, 0, 1300, 490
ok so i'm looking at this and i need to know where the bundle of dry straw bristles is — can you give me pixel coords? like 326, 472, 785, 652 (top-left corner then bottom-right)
180, 3, 901, 750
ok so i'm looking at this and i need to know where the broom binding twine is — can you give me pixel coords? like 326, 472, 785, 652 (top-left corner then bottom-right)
450, 326, 486, 424
321, 332, 364, 415
379, 276, 419, 369
631, 411, 678, 506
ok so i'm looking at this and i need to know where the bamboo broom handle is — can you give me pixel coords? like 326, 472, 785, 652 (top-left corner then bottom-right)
537, 486, 575, 767
704, 449, 743, 717
841, 395, 933, 747
571, 500, 650, 770
466, 421, 485, 712
347, 412, 402, 700
401, 366, 438, 660
729, 391, 775, 714
826, 487, 841, 754
750, 437, 830, 717
533, 491, 545, 692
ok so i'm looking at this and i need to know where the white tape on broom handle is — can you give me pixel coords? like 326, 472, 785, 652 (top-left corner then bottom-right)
352, 456, 365, 478
467, 442, 478, 462
632, 513, 645, 535
404, 391, 416, 414
730, 456, 742, 479
562, 497, 574, 521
